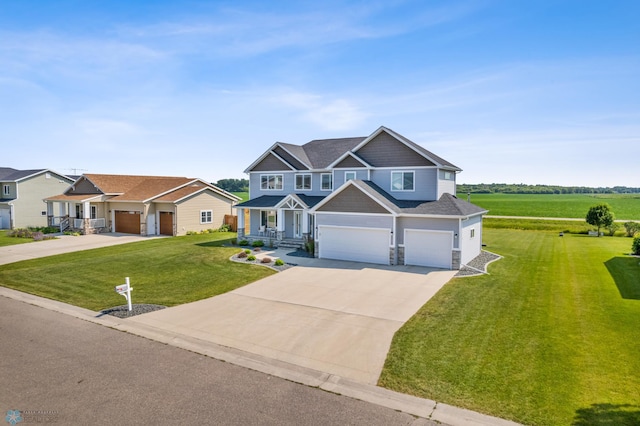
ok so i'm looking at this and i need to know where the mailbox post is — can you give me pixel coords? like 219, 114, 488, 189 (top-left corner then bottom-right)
115, 277, 133, 311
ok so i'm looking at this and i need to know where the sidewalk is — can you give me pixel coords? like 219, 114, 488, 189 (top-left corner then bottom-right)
0, 286, 521, 426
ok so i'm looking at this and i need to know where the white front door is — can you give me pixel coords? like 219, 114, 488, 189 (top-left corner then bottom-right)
293, 211, 302, 238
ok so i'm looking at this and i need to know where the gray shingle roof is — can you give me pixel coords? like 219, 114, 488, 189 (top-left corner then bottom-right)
382, 126, 460, 169
0, 168, 46, 181
354, 180, 487, 217
235, 195, 286, 208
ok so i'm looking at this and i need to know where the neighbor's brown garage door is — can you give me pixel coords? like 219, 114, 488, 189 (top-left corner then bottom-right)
114, 211, 141, 234
159, 211, 174, 236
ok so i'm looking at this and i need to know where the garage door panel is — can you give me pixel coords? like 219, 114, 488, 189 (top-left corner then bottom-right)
404, 229, 452, 269
319, 226, 390, 265
115, 211, 141, 234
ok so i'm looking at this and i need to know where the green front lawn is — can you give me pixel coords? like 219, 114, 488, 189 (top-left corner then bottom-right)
379, 229, 640, 425
0, 230, 35, 247
0, 232, 273, 311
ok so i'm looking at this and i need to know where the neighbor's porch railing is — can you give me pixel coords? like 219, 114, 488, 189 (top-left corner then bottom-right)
73, 218, 106, 229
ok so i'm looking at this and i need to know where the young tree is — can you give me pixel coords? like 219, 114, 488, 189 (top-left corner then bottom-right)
585, 204, 614, 237
632, 236, 640, 255
623, 221, 640, 237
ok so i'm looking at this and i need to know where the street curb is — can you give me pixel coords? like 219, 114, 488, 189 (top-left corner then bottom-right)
0, 287, 521, 426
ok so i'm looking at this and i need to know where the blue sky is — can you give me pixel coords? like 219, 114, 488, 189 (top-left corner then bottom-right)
1, 0, 638, 187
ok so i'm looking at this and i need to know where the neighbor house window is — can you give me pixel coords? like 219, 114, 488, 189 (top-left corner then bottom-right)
295, 174, 311, 191
90, 205, 97, 220
444, 171, 453, 180
391, 171, 414, 191
345, 171, 356, 181
470, 229, 475, 238
3, 185, 9, 196
260, 174, 283, 190
200, 210, 212, 224
321, 173, 333, 191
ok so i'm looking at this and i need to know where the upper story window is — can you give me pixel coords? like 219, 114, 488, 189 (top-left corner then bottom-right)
3, 185, 9, 196
391, 171, 414, 191
295, 174, 311, 191
321, 173, 333, 191
260, 174, 283, 190
345, 171, 356, 181
444, 171, 453, 180
200, 210, 212, 224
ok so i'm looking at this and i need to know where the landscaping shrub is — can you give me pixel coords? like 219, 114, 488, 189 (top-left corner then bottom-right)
237, 251, 247, 258
238, 239, 249, 246
244, 249, 251, 254
605, 222, 620, 236
624, 221, 640, 237
29, 226, 58, 234
252, 240, 264, 248
305, 241, 315, 254
247, 255, 256, 261
218, 224, 231, 232
632, 236, 640, 255
274, 259, 285, 266
261, 257, 272, 263
186, 231, 198, 235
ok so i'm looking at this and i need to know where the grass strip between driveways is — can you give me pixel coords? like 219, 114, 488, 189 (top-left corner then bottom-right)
0, 230, 37, 247
379, 229, 640, 426
0, 233, 274, 311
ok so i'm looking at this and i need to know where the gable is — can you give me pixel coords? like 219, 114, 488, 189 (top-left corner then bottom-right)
273, 146, 309, 170
250, 152, 294, 171
66, 177, 103, 195
316, 185, 390, 214
355, 132, 436, 167
334, 154, 368, 168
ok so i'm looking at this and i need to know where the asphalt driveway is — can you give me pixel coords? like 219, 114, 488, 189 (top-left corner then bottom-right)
129, 255, 456, 384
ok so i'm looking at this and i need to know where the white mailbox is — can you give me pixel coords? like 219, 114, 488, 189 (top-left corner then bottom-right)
115, 277, 133, 311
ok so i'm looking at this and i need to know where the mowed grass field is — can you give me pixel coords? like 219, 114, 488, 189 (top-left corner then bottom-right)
467, 193, 640, 220
379, 229, 640, 425
0, 233, 273, 311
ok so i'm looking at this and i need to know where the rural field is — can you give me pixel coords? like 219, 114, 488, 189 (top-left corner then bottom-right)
466, 193, 640, 220
380, 229, 640, 426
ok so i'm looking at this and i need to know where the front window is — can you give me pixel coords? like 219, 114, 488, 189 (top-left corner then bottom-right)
391, 171, 414, 191
260, 174, 283, 190
90, 205, 97, 220
345, 171, 356, 181
295, 174, 311, 191
3, 185, 9, 196
321, 173, 333, 191
261, 210, 277, 228
200, 210, 212, 224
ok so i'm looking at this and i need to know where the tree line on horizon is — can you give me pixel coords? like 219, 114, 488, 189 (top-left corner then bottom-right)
457, 183, 640, 194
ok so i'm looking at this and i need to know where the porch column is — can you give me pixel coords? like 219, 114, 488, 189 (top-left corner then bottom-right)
276, 209, 284, 240
83, 201, 90, 234
237, 208, 245, 239
46, 202, 54, 226
302, 211, 309, 241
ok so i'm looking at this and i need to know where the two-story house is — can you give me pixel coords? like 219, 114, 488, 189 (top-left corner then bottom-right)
236, 126, 487, 269
0, 168, 75, 229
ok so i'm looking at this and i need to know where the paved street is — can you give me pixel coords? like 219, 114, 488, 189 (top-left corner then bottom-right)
0, 296, 435, 425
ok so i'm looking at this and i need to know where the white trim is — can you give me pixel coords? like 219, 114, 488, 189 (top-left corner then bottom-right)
294, 173, 312, 191
310, 180, 397, 215
327, 151, 373, 169
344, 171, 357, 181
273, 143, 311, 170
200, 209, 213, 224
314, 211, 392, 217
391, 170, 415, 192
320, 173, 333, 191
244, 145, 297, 173
260, 174, 284, 191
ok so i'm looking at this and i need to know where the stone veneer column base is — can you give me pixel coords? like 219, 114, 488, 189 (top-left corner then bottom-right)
452, 250, 461, 270
397, 246, 405, 265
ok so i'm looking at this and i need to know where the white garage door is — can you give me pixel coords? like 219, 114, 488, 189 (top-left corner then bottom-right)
404, 229, 453, 269
319, 225, 390, 265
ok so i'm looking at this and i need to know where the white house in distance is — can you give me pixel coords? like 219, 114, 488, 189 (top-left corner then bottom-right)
235, 126, 487, 270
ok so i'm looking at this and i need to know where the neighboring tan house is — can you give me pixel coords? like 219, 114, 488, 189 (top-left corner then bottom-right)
45, 174, 240, 236
0, 168, 75, 230
236, 126, 487, 269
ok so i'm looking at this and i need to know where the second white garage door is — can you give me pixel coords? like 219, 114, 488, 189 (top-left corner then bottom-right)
404, 229, 453, 269
318, 225, 390, 265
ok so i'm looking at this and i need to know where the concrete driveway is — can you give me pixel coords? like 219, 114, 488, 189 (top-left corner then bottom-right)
129, 254, 456, 384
